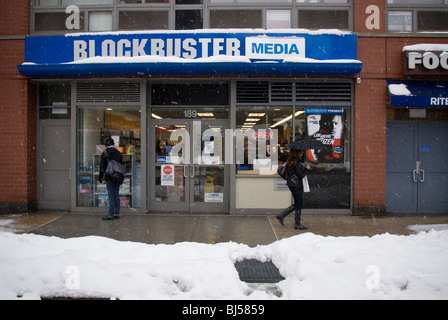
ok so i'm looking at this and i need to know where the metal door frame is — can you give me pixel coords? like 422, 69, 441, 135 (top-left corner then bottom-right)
148, 118, 230, 213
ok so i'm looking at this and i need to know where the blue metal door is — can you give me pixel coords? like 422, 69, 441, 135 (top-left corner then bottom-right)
386, 122, 418, 213
418, 122, 448, 213
386, 122, 448, 214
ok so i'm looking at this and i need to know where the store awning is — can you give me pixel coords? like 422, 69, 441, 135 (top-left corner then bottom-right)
387, 80, 448, 107
18, 59, 362, 78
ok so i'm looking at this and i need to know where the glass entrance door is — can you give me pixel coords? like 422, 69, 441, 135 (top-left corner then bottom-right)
149, 110, 229, 213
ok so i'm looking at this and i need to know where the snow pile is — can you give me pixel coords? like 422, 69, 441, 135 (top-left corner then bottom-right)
283, 57, 362, 64
1, 230, 448, 300
67, 55, 252, 64
389, 83, 412, 96
403, 44, 448, 52
0, 220, 14, 233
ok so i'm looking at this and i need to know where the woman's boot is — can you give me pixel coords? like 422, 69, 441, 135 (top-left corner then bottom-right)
276, 205, 295, 226
294, 209, 307, 230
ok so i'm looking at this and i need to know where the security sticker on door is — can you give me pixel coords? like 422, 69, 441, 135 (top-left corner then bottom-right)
161, 165, 175, 186
205, 193, 223, 203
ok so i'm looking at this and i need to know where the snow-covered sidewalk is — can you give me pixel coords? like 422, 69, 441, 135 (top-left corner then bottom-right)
1, 229, 448, 300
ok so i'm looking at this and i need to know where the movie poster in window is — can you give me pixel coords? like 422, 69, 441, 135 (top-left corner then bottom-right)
305, 108, 345, 164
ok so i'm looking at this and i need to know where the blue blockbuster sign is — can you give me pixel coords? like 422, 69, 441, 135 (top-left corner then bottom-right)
18, 30, 362, 77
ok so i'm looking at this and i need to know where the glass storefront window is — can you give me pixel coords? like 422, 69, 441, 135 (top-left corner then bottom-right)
119, 11, 169, 30
35, 12, 85, 31
210, 10, 263, 29
300, 107, 351, 209
235, 104, 352, 209
77, 106, 141, 208
297, 0, 348, 2
298, 10, 349, 30
388, 11, 412, 32
417, 11, 448, 31
267, 10, 291, 29
89, 12, 113, 31
236, 106, 293, 174
176, 0, 203, 3
237, 0, 291, 3
38, 0, 59, 6
120, 0, 170, 3
175, 10, 203, 30
387, 0, 442, 3
62, 0, 113, 4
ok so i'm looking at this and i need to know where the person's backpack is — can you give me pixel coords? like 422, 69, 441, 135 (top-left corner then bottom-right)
104, 150, 127, 185
277, 163, 289, 180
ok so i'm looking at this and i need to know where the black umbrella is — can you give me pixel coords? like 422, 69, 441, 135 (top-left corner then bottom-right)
289, 138, 325, 151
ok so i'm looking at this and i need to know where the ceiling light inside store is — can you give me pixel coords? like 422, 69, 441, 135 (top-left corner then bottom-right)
271, 111, 305, 128
248, 113, 266, 117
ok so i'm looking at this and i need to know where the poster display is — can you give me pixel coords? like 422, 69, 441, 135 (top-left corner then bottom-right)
305, 108, 345, 164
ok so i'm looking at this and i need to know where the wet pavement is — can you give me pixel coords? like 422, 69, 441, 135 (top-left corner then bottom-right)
1, 212, 448, 247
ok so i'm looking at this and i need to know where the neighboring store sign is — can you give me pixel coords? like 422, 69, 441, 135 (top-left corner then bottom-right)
18, 31, 362, 77
403, 44, 448, 76
387, 80, 448, 107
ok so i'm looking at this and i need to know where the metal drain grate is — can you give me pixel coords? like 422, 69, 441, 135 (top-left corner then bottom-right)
234, 259, 285, 283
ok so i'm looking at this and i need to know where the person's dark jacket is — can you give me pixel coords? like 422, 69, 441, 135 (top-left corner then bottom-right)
286, 162, 308, 188
99, 146, 123, 183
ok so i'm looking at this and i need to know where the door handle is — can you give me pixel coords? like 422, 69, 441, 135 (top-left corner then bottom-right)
419, 169, 425, 183
413, 161, 425, 183
184, 165, 188, 178
413, 161, 420, 183
190, 165, 195, 178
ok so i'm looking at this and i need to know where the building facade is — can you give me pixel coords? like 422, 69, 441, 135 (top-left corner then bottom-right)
1, 0, 447, 215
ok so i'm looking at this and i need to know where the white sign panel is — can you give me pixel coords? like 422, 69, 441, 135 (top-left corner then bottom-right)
161, 165, 175, 186
205, 193, 224, 203
245, 37, 305, 60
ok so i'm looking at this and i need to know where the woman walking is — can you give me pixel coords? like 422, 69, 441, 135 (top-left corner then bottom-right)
277, 149, 309, 230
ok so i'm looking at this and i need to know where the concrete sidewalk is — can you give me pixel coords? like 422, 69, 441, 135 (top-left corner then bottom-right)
1, 212, 448, 247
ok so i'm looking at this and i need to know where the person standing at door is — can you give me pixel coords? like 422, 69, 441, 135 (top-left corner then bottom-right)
276, 149, 309, 230
99, 137, 123, 221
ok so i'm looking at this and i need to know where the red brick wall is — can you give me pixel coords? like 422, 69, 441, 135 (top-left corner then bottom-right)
353, 0, 448, 214
353, 79, 387, 210
0, 0, 30, 35
353, 0, 386, 34
0, 0, 36, 213
353, 35, 388, 214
